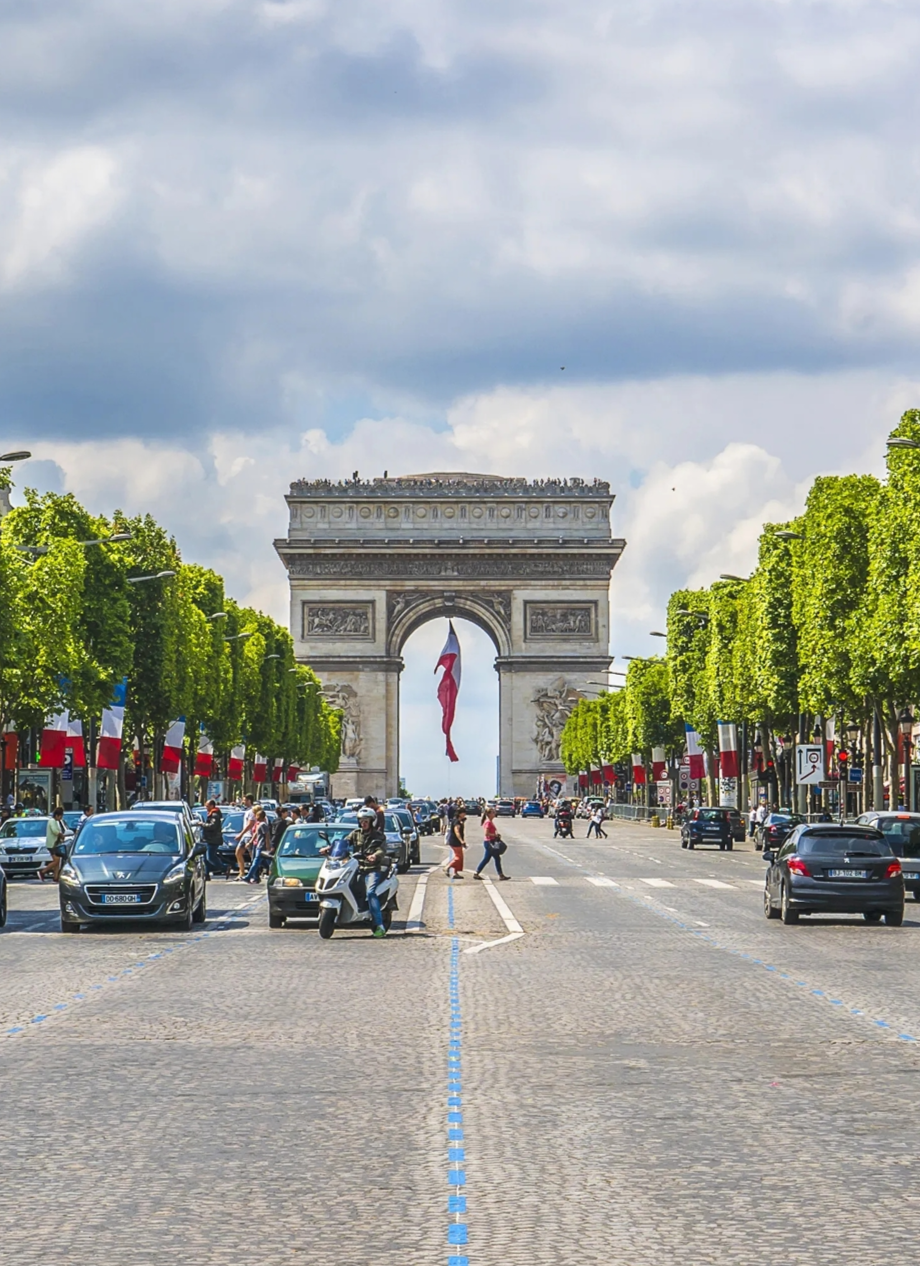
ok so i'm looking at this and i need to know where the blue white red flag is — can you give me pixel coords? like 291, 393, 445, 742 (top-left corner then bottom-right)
685, 723, 705, 780
97, 679, 127, 770
435, 621, 461, 763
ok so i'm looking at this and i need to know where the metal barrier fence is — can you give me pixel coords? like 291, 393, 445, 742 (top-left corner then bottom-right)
605, 804, 659, 822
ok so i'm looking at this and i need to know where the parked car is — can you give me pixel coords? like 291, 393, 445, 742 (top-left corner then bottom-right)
855, 812, 920, 900
389, 808, 421, 864
755, 812, 805, 852
0, 817, 54, 878
496, 799, 516, 817
267, 823, 354, 928
727, 809, 747, 842
408, 801, 435, 835
521, 801, 544, 818
59, 810, 207, 932
763, 823, 903, 925
681, 807, 736, 850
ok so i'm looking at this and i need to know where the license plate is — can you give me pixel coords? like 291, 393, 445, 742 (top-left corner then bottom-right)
828, 869, 867, 879
905, 872, 920, 880
304, 892, 317, 902
103, 893, 142, 904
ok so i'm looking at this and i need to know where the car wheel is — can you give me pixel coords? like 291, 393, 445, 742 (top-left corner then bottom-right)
755, 842, 762, 851
318, 907, 336, 939
177, 901, 194, 932
913, 891, 920, 902
687, 840, 694, 850
192, 887, 207, 924
863, 911, 882, 923
719, 842, 725, 851
764, 887, 779, 919
726, 841, 733, 851
780, 883, 798, 924
268, 913, 285, 929
61, 919, 80, 933
382, 905, 393, 931
884, 908, 904, 926
0, 887, 6, 929
681, 839, 687, 849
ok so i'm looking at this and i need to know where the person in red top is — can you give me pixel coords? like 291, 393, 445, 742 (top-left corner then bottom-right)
473, 807, 509, 880
446, 810, 467, 878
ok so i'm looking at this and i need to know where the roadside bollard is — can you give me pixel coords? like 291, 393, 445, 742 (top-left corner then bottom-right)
650, 814, 660, 828
666, 815, 674, 830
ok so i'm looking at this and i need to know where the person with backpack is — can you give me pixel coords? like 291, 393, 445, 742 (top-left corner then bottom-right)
473, 807, 510, 880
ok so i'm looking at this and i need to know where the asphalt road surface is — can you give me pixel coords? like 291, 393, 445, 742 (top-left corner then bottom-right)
3, 817, 920, 1264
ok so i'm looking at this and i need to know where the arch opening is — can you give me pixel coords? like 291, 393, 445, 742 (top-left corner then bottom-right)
398, 616, 499, 798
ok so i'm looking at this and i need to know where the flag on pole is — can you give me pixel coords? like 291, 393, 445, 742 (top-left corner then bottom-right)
651, 747, 667, 782
252, 753, 267, 783
602, 763, 615, 784
67, 716, 86, 768
228, 744, 245, 780
718, 722, 739, 777
39, 710, 69, 767
272, 758, 284, 783
631, 753, 646, 785
685, 724, 705, 780
161, 718, 186, 774
97, 679, 127, 770
287, 765, 300, 783
435, 621, 461, 763
194, 729, 214, 777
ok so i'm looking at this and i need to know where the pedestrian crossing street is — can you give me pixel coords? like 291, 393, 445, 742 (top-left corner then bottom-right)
526, 875, 764, 892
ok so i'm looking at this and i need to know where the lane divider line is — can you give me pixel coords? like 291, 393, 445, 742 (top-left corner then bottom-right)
3, 893, 266, 1040
480, 878, 523, 934
446, 889, 469, 1266
405, 865, 436, 933
529, 876, 559, 886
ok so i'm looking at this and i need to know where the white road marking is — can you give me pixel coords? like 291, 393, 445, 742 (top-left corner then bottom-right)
693, 879, 734, 889
586, 877, 618, 887
464, 931, 525, 955
694, 920, 710, 927
529, 876, 559, 886
481, 877, 523, 934
639, 877, 676, 888
746, 879, 765, 886
405, 866, 435, 933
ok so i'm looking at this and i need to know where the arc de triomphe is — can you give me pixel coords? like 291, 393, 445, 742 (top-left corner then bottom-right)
274, 473, 625, 798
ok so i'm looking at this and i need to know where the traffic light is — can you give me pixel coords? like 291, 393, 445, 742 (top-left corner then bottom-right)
838, 748, 849, 772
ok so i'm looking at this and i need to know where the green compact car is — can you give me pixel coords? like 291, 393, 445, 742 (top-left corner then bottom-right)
267, 823, 354, 929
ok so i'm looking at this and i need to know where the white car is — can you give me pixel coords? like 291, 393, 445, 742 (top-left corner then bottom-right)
0, 817, 55, 878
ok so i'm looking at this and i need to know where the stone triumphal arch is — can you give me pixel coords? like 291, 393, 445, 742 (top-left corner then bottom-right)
275, 473, 625, 798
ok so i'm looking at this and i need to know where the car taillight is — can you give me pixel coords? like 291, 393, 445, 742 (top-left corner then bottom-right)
787, 857, 811, 877
887, 860, 902, 878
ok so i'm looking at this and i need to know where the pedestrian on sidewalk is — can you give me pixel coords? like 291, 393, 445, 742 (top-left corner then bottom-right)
474, 807, 509, 880
446, 809, 467, 878
586, 804, 607, 838
201, 798, 226, 876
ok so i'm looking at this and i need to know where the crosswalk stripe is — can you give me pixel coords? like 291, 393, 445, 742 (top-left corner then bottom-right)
529, 876, 559, 886
693, 878, 734, 889
638, 877, 676, 888
746, 879, 765, 886
586, 877, 618, 887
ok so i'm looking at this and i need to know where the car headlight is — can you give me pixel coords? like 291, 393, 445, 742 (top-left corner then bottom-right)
162, 863, 187, 885
277, 877, 303, 887
59, 866, 81, 887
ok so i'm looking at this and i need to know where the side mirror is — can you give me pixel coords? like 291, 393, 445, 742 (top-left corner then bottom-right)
191, 842, 206, 859
762, 850, 775, 864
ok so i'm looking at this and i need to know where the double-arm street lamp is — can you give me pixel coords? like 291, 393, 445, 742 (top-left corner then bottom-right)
127, 569, 175, 584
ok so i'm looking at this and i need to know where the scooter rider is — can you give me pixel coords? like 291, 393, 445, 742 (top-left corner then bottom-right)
348, 806, 390, 938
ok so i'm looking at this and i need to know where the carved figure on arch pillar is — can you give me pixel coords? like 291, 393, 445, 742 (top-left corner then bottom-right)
323, 683, 362, 760
532, 677, 583, 764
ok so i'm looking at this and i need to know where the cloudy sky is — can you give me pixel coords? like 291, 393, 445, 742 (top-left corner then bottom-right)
4, 0, 920, 793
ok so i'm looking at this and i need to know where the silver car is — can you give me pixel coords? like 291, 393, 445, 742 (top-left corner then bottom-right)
0, 817, 55, 878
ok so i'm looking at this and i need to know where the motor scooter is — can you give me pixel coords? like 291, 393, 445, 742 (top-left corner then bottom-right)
315, 837, 399, 939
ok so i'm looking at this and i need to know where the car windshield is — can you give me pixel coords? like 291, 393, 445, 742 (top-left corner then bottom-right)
73, 818, 183, 855
392, 811, 413, 828
697, 809, 726, 821
279, 826, 352, 858
0, 819, 48, 837
797, 833, 889, 857
221, 811, 246, 832
768, 814, 802, 825
525, 802, 540, 809
875, 818, 920, 857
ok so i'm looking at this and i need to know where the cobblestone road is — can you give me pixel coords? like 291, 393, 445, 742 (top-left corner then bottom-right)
3, 818, 920, 1264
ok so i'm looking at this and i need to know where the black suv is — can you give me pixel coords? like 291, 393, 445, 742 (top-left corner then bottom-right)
681, 807, 736, 850
59, 811, 207, 932
855, 812, 920, 901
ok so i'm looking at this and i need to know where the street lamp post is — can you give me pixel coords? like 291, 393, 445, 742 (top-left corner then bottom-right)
872, 708, 884, 812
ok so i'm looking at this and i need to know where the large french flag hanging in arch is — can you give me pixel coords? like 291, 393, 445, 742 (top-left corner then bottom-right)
435, 621, 461, 763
